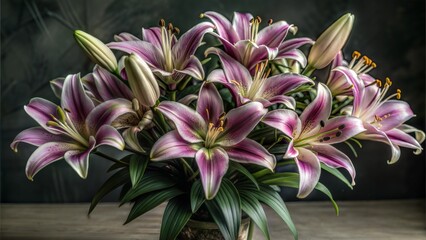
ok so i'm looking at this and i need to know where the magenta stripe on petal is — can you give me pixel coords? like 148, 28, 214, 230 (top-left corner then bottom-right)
195, 147, 229, 200
311, 144, 356, 185
64, 137, 96, 179
61, 74, 95, 126
203, 11, 239, 44
299, 83, 332, 137
93, 66, 133, 101
197, 82, 224, 124
385, 128, 422, 151
314, 116, 365, 144
257, 21, 290, 48
262, 109, 301, 138
95, 125, 125, 150
26, 142, 81, 180
295, 147, 321, 198
226, 138, 276, 171
157, 101, 207, 143
217, 102, 266, 146
174, 55, 205, 80
142, 27, 163, 48
24, 98, 60, 133
11, 127, 68, 152
278, 37, 314, 54
232, 12, 253, 40
373, 100, 414, 131
150, 130, 200, 161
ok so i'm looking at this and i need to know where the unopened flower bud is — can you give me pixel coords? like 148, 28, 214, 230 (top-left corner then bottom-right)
308, 13, 354, 69
124, 54, 160, 107
74, 30, 118, 72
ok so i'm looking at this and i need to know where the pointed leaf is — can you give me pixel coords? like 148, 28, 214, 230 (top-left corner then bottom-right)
321, 163, 353, 189
205, 179, 241, 240
190, 180, 205, 213
89, 168, 129, 214
121, 173, 176, 203
229, 162, 259, 190
125, 188, 183, 224
160, 196, 193, 240
240, 191, 270, 240
129, 154, 149, 188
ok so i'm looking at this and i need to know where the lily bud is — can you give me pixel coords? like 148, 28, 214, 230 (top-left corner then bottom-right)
124, 54, 160, 107
74, 30, 118, 72
308, 13, 354, 69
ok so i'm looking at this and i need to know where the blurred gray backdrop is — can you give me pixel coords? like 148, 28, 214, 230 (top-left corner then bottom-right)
1, 0, 425, 202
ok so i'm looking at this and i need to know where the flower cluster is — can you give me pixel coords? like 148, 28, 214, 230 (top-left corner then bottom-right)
12, 11, 424, 240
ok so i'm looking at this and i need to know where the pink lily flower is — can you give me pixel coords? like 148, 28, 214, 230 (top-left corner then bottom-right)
206, 48, 314, 108
108, 21, 214, 86
262, 83, 365, 198
202, 11, 313, 72
150, 83, 276, 199
11, 74, 126, 180
337, 67, 424, 164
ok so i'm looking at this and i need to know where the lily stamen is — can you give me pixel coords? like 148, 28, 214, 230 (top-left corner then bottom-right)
250, 16, 262, 42
348, 51, 377, 74
47, 109, 89, 146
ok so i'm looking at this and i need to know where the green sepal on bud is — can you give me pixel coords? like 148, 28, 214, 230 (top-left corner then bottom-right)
74, 30, 118, 72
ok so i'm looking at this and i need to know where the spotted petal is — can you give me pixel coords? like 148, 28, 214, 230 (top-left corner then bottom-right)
372, 100, 414, 131
295, 147, 321, 198
64, 137, 96, 179
314, 116, 365, 144
11, 127, 69, 152
26, 142, 82, 180
226, 139, 276, 171
157, 101, 207, 143
299, 83, 332, 136
196, 147, 229, 200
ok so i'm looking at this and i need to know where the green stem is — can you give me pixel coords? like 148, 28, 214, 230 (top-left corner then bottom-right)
169, 90, 177, 101
180, 158, 195, 176
301, 64, 315, 77
94, 151, 129, 166
331, 98, 353, 115
187, 170, 200, 182
247, 219, 254, 240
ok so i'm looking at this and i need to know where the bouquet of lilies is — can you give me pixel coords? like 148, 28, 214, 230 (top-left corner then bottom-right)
11, 11, 424, 240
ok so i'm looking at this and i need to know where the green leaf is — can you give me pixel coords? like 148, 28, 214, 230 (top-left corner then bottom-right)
190, 180, 205, 213
321, 164, 353, 190
125, 187, 183, 224
252, 185, 298, 240
129, 154, 148, 188
89, 168, 129, 214
229, 162, 259, 190
160, 196, 193, 240
121, 173, 175, 204
240, 190, 270, 240
261, 174, 339, 215
205, 179, 241, 240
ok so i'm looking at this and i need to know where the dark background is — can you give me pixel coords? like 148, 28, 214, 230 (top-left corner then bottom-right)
1, 0, 425, 202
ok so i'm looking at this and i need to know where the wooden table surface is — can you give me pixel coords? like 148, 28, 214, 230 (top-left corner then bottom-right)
1, 200, 425, 240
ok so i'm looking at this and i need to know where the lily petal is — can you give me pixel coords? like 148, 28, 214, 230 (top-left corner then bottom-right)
64, 137, 96, 179
24, 98, 60, 133
50, 77, 65, 99
142, 27, 163, 49
108, 41, 164, 70
86, 99, 134, 133
174, 55, 205, 80
295, 147, 321, 198
93, 66, 133, 101
11, 127, 69, 152
332, 67, 364, 114
114, 32, 140, 42
172, 22, 214, 65
314, 116, 365, 144
257, 21, 290, 48
157, 101, 207, 143
122, 126, 145, 153
398, 124, 425, 146
278, 37, 314, 55
195, 147, 229, 200
217, 102, 266, 146
226, 139, 276, 171
261, 73, 314, 97
95, 125, 125, 150
256, 95, 296, 109
262, 109, 301, 138
150, 130, 200, 161
206, 69, 241, 105
61, 74, 95, 127
196, 82, 224, 124
26, 142, 81, 180
299, 83, 332, 136
310, 144, 356, 185
373, 100, 414, 131
385, 128, 423, 153
276, 49, 307, 68
284, 140, 299, 159
205, 47, 252, 89
203, 11, 239, 44
232, 12, 253, 40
